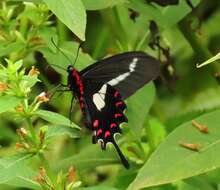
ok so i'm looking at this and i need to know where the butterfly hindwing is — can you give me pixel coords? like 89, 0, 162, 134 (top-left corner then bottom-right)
83, 82, 129, 168
80, 51, 160, 99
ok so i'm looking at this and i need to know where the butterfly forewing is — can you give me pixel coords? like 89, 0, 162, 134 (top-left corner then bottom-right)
80, 52, 160, 99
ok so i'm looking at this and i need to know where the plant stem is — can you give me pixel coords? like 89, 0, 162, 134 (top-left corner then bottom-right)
26, 117, 37, 146
178, 19, 211, 62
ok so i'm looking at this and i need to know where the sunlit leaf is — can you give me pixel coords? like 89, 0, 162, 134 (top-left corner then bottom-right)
0, 96, 21, 114
42, 0, 86, 40
82, 0, 126, 10
0, 153, 33, 184
128, 109, 220, 189
36, 110, 80, 129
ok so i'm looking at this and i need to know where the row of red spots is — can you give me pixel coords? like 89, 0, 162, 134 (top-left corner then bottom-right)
110, 123, 117, 128
114, 91, 120, 98
114, 113, 122, 118
93, 120, 99, 128
96, 129, 111, 138
104, 131, 110, 138
97, 129, 102, 136
115, 101, 123, 107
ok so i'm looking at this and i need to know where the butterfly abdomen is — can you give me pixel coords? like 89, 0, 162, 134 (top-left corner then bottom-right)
68, 68, 86, 112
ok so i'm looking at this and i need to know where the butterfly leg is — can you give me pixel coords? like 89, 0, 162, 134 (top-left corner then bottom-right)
68, 96, 75, 123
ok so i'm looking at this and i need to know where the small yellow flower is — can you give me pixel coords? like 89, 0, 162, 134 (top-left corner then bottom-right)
15, 142, 24, 150
29, 66, 40, 76
16, 105, 24, 113
0, 82, 8, 91
34, 167, 47, 184
68, 167, 77, 183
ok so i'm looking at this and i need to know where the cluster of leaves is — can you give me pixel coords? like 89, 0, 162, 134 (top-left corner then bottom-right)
1, 0, 220, 190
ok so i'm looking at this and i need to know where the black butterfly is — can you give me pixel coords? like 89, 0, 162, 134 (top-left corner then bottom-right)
64, 51, 160, 169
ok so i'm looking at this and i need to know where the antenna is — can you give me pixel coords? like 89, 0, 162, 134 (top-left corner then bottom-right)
73, 42, 83, 66
51, 38, 73, 65
47, 63, 66, 71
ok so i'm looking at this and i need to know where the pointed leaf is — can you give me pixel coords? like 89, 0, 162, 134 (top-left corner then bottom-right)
0, 96, 21, 114
0, 153, 33, 184
43, 0, 86, 40
36, 110, 80, 129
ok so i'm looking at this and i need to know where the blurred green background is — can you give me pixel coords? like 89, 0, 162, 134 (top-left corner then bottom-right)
1, 0, 220, 189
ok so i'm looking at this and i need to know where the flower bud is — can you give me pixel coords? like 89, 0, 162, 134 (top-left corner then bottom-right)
37, 92, 49, 103
16, 127, 28, 137
28, 66, 40, 76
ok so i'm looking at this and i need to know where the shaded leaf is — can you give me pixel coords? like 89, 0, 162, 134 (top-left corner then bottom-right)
126, 82, 156, 140
128, 109, 220, 189
128, 0, 200, 29
55, 145, 120, 171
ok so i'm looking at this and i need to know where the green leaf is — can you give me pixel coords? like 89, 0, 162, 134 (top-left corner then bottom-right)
128, 109, 220, 190
0, 96, 21, 114
44, 125, 80, 139
4, 166, 40, 190
42, 0, 86, 41
0, 41, 25, 57
55, 145, 119, 171
82, 0, 126, 10
196, 52, 220, 68
126, 82, 156, 140
35, 110, 80, 129
79, 186, 119, 190
128, 0, 201, 29
0, 153, 33, 184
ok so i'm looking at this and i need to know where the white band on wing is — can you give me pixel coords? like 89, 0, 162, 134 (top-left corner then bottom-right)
107, 58, 138, 86
93, 84, 107, 111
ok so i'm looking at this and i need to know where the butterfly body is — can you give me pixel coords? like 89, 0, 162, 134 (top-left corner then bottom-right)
66, 52, 160, 169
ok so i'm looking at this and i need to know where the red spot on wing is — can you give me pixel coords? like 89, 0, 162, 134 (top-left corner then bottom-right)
115, 101, 123, 107
110, 123, 117, 128
104, 131, 111, 138
114, 113, 122, 118
97, 129, 102, 136
93, 120, 99, 128
114, 91, 120, 98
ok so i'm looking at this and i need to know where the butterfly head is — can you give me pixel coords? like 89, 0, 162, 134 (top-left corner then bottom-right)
67, 65, 74, 72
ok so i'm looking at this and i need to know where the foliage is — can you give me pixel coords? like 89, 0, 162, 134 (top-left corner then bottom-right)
0, 0, 220, 190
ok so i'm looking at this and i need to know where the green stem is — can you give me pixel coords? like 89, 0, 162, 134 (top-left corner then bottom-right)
19, 17, 28, 39
178, 19, 211, 62
26, 117, 37, 145
38, 153, 56, 187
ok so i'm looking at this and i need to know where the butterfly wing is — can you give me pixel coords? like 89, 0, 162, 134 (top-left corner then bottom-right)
80, 51, 160, 99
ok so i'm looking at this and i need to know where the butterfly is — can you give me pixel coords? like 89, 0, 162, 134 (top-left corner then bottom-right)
63, 51, 160, 169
